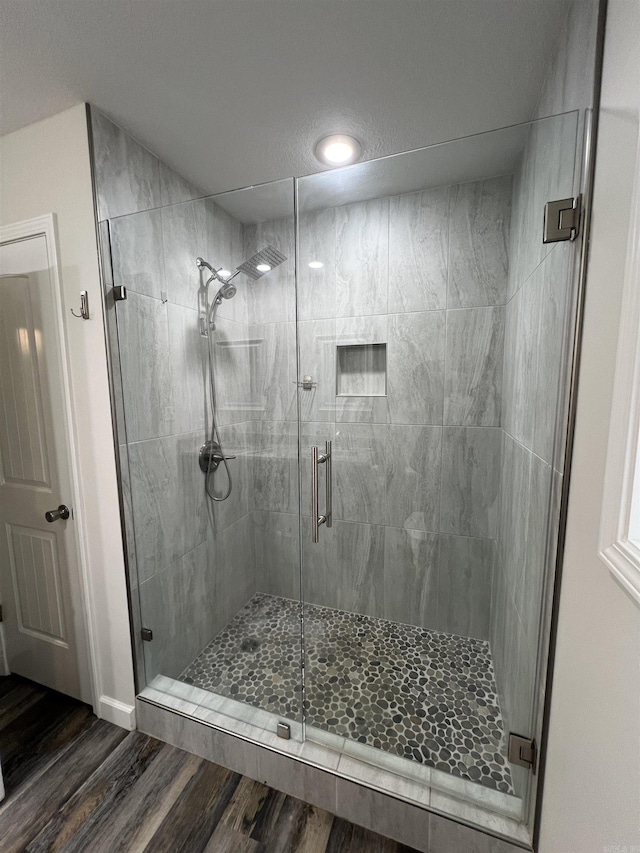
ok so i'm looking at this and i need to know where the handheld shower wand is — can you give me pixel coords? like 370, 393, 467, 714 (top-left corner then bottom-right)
196, 246, 287, 503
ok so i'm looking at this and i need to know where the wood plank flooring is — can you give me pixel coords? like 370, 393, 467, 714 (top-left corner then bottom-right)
0, 675, 419, 852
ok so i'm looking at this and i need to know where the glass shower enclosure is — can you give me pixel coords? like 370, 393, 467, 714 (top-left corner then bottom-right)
102, 111, 581, 832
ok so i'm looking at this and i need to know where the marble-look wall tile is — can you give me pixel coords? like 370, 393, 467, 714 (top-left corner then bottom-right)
213, 422, 251, 531
249, 321, 296, 422
139, 540, 213, 681
253, 510, 300, 599
497, 434, 530, 591
250, 420, 299, 514
129, 432, 208, 582
386, 425, 441, 532
336, 521, 385, 617
535, 0, 598, 118
161, 198, 207, 311
335, 314, 388, 424
297, 207, 336, 321
448, 176, 511, 309
302, 515, 337, 610
440, 427, 501, 538
297, 319, 336, 423
489, 553, 508, 710
333, 777, 430, 852
383, 527, 438, 628
517, 453, 552, 642
336, 198, 389, 318
533, 246, 572, 466
209, 514, 256, 633
388, 186, 449, 312
117, 291, 173, 442
507, 113, 578, 297
502, 605, 536, 751
168, 302, 207, 435
110, 208, 165, 300
444, 306, 504, 427
500, 293, 517, 439
90, 108, 162, 221
206, 201, 247, 325
506, 127, 542, 300
300, 546, 405, 628
245, 217, 295, 325
387, 311, 445, 425
437, 535, 493, 640
175, 431, 211, 564
211, 317, 253, 427
429, 811, 522, 853
334, 423, 386, 525
159, 162, 203, 206
509, 265, 542, 449
256, 747, 337, 816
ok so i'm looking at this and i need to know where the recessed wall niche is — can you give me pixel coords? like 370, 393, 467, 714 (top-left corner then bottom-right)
336, 343, 387, 397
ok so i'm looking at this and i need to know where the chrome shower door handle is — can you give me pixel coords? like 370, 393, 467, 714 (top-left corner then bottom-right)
324, 440, 332, 529
311, 440, 331, 543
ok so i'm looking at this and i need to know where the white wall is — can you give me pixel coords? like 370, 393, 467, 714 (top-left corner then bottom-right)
0, 104, 136, 728
539, 2, 640, 850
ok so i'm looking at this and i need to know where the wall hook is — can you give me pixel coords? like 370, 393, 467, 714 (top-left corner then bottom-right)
71, 290, 90, 320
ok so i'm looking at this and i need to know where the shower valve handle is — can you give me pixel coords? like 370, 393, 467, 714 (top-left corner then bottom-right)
199, 441, 236, 473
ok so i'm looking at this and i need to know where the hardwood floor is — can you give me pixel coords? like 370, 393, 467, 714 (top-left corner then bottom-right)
0, 675, 418, 852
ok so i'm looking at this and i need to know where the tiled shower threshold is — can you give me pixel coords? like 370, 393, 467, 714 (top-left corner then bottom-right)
139, 595, 528, 842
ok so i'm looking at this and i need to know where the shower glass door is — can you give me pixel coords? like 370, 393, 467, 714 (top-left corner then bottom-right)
105, 110, 582, 823
295, 112, 580, 816
108, 177, 305, 737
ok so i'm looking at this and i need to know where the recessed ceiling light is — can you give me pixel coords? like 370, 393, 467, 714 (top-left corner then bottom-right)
315, 134, 362, 167
308, 260, 324, 269
256, 263, 271, 272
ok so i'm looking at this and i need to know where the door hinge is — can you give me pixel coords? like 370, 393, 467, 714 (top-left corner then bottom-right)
113, 285, 128, 301
508, 733, 537, 772
141, 627, 153, 642
543, 196, 581, 243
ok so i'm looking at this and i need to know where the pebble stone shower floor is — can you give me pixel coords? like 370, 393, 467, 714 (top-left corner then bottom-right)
180, 593, 514, 794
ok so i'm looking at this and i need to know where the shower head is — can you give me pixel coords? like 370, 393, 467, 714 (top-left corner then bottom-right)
196, 257, 214, 273
236, 245, 287, 280
217, 281, 237, 300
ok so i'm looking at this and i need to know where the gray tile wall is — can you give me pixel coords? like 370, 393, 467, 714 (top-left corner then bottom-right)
253, 175, 512, 641
490, 0, 596, 790
91, 108, 257, 683
492, 131, 578, 791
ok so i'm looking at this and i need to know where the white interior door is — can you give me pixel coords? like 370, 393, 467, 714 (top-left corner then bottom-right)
0, 221, 93, 704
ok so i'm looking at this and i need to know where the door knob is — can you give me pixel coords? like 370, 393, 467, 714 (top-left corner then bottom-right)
45, 505, 70, 523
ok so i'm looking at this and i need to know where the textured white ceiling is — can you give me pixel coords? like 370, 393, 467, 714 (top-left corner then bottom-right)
0, 0, 569, 195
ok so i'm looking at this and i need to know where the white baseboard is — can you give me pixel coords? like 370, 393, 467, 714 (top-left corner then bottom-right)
97, 694, 136, 730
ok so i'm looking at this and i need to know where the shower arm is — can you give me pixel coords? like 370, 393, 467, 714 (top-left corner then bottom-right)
197, 257, 241, 287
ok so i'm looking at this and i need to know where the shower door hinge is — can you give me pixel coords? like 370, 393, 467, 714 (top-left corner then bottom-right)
543, 195, 581, 243
112, 284, 128, 301
141, 627, 153, 642
508, 733, 537, 772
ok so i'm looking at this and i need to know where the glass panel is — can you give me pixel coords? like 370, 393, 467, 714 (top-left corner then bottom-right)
109, 178, 304, 737
296, 112, 579, 816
